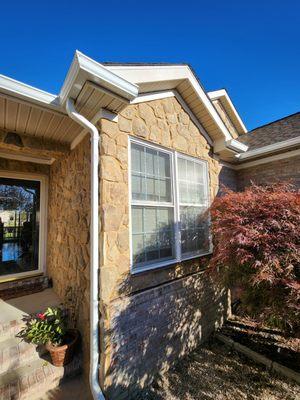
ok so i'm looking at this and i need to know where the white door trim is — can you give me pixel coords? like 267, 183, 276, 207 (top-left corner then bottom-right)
0, 170, 48, 283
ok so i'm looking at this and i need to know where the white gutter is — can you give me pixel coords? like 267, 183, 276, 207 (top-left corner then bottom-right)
236, 136, 300, 160
66, 98, 105, 400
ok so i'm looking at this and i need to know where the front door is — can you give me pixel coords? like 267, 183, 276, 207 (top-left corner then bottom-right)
0, 176, 42, 281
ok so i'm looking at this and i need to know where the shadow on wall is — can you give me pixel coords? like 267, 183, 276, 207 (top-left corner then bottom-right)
217, 165, 238, 196
102, 228, 229, 399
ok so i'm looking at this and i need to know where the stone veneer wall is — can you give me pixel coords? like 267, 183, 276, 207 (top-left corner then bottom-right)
98, 97, 230, 398
0, 158, 49, 175
237, 154, 300, 190
47, 137, 91, 375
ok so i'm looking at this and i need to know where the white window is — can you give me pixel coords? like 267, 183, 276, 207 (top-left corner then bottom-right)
130, 138, 211, 273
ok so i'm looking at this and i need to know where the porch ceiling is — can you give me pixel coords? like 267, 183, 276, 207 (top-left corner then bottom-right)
0, 84, 124, 147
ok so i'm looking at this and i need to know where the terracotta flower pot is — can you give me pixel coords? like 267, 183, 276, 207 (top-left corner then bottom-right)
46, 329, 79, 367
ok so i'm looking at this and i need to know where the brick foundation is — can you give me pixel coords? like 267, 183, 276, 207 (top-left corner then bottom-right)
0, 275, 50, 300
103, 270, 229, 399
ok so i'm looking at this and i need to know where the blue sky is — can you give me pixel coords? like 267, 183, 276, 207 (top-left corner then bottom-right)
1, 0, 299, 130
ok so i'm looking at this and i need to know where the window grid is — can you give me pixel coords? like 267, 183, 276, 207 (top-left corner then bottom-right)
130, 138, 211, 272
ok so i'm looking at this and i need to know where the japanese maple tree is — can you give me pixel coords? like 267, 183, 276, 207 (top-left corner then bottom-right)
210, 182, 300, 335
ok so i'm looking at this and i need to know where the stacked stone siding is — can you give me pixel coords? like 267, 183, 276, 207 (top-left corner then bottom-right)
98, 97, 230, 398
238, 154, 300, 190
47, 136, 91, 375
0, 158, 49, 176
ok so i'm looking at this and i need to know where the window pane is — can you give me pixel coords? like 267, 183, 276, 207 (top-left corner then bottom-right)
131, 143, 145, 173
178, 158, 186, 180
186, 160, 195, 181
178, 155, 210, 257
132, 207, 143, 233
131, 205, 175, 268
144, 208, 157, 233
132, 234, 145, 264
195, 164, 204, 183
131, 142, 172, 204
132, 174, 146, 200
158, 178, 171, 203
146, 148, 156, 175
0, 178, 40, 277
180, 206, 210, 256
159, 152, 171, 178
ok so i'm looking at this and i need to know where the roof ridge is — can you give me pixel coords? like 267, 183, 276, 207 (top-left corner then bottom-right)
250, 111, 300, 133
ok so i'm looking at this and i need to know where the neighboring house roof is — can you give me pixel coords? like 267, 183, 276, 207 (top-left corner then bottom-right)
238, 112, 300, 150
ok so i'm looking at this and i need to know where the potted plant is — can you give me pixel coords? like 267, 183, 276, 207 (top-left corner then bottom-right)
18, 306, 79, 367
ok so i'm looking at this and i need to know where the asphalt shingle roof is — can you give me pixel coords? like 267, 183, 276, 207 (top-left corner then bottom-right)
239, 112, 300, 150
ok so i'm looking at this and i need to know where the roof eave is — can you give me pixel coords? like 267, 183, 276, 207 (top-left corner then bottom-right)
59, 51, 139, 105
208, 89, 247, 135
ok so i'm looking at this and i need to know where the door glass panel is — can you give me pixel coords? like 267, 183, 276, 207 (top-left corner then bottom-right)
0, 178, 40, 277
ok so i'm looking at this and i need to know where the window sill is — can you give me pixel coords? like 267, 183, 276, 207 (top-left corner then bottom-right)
131, 250, 213, 275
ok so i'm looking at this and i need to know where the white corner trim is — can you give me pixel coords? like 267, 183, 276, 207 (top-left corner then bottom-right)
236, 136, 300, 160
0, 151, 55, 164
70, 108, 118, 150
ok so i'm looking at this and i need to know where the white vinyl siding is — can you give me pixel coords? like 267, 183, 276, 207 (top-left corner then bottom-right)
130, 138, 211, 273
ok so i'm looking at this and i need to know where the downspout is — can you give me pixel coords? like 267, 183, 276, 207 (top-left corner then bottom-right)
66, 98, 105, 400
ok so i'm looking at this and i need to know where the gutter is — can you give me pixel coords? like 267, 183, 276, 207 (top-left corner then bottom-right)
66, 98, 105, 400
236, 136, 300, 160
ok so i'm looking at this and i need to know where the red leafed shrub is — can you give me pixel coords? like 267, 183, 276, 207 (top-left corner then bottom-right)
210, 182, 300, 335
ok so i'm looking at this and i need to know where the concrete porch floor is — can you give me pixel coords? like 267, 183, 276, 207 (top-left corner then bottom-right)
39, 376, 92, 400
0, 288, 61, 324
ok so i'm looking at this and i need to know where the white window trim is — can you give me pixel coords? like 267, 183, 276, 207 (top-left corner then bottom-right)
129, 137, 212, 275
0, 171, 48, 283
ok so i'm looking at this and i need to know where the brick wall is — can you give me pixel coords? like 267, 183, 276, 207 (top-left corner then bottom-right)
105, 269, 229, 399
237, 154, 300, 190
218, 165, 238, 192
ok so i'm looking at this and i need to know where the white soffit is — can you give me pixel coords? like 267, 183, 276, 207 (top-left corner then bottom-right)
59, 51, 139, 105
208, 89, 247, 135
106, 64, 235, 142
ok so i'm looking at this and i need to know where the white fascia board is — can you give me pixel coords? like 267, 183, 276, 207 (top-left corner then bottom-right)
0, 74, 63, 112
226, 138, 248, 152
236, 136, 300, 160
59, 51, 139, 105
130, 90, 175, 104
221, 148, 300, 170
208, 89, 248, 134
106, 65, 234, 142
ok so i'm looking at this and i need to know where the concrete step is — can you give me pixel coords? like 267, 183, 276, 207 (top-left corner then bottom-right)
0, 337, 46, 375
0, 353, 82, 400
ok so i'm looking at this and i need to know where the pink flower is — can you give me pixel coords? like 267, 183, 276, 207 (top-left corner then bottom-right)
37, 313, 46, 320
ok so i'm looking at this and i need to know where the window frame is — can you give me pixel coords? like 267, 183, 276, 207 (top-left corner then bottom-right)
129, 137, 212, 274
